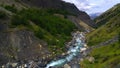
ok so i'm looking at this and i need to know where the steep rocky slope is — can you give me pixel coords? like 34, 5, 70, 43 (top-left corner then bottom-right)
0, 9, 51, 65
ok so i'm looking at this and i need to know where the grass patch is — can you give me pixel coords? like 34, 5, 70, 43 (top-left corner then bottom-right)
81, 42, 120, 68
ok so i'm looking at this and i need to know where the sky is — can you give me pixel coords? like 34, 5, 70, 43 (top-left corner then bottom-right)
62, 0, 120, 14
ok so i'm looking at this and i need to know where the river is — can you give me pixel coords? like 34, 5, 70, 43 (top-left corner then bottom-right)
1, 31, 88, 68
45, 31, 87, 68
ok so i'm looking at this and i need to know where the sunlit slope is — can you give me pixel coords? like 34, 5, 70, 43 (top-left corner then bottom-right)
81, 4, 120, 68
87, 4, 120, 46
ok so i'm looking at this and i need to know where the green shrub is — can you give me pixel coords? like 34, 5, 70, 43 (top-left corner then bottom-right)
3, 5, 17, 13
46, 9, 74, 16
14, 0, 20, 2
11, 15, 28, 27
0, 11, 6, 19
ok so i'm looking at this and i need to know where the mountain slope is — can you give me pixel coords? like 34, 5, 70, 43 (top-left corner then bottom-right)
0, 0, 96, 31
81, 4, 120, 68
0, 0, 96, 65
94, 3, 120, 27
0, 7, 77, 65
89, 12, 101, 19
87, 4, 120, 46
20, 0, 96, 31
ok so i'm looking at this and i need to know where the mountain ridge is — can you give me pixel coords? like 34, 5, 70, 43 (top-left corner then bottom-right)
20, 0, 96, 31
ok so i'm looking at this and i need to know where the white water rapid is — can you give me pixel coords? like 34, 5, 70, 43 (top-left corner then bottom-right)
46, 31, 87, 68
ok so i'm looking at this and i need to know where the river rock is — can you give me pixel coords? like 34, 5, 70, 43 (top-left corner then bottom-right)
64, 64, 71, 68
71, 64, 80, 68
87, 56, 95, 63
11, 63, 18, 67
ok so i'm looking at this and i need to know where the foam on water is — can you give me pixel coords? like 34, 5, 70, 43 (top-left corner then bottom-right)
46, 31, 87, 68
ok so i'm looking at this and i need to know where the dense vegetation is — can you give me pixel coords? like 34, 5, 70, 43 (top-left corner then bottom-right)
1, 5, 17, 13
11, 8, 77, 55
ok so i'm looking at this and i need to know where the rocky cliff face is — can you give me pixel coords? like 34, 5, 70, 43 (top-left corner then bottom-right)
0, 16, 51, 65
0, 29, 51, 65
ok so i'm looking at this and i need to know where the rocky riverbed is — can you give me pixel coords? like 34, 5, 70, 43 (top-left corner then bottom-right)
1, 31, 90, 68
